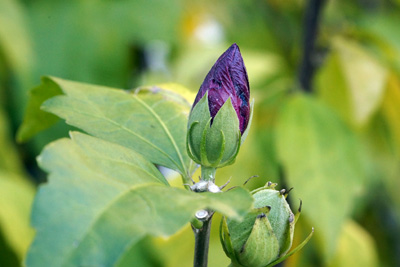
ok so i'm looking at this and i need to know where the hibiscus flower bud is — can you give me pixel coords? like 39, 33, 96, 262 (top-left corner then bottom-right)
186, 44, 253, 169
220, 182, 314, 267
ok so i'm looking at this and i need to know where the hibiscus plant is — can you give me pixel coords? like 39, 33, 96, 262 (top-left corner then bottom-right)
18, 44, 312, 267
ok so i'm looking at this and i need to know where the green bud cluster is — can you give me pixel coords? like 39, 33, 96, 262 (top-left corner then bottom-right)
220, 182, 313, 267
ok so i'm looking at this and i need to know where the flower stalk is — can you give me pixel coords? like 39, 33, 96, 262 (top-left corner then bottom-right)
201, 166, 216, 182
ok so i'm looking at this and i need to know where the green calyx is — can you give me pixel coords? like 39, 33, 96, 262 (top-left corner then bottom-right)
186, 93, 241, 168
220, 182, 314, 267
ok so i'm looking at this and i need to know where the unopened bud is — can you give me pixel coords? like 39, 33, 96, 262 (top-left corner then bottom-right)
187, 44, 252, 168
220, 182, 313, 267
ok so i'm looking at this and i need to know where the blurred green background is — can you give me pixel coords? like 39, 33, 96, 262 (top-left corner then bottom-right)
1, 0, 400, 266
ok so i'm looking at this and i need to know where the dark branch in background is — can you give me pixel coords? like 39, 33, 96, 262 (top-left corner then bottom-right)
129, 44, 147, 88
298, 0, 327, 92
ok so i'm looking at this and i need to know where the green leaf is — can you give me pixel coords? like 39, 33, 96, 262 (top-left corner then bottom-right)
0, 0, 35, 125
275, 95, 365, 261
0, 108, 24, 174
27, 132, 253, 266
316, 37, 387, 125
27, 0, 183, 88
140, 83, 195, 107
361, 75, 400, 218
0, 0, 32, 76
328, 220, 378, 267
381, 74, 400, 156
0, 172, 35, 262
0, 105, 35, 263
17, 77, 63, 142
114, 237, 163, 267
20, 76, 194, 176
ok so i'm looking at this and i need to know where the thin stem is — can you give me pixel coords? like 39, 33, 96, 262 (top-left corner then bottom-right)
201, 166, 216, 182
193, 215, 213, 267
298, 0, 326, 92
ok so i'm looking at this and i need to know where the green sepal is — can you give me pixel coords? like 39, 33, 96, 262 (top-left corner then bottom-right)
251, 205, 271, 215
251, 182, 278, 195
218, 129, 241, 168
186, 121, 200, 163
220, 217, 238, 264
294, 200, 302, 225
209, 130, 226, 167
206, 97, 240, 165
279, 212, 295, 257
239, 214, 280, 267
252, 189, 294, 254
200, 117, 212, 166
225, 213, 259, 263
186, 93, 242, 168
265, 228, 314, 267
187, 93, 211, 163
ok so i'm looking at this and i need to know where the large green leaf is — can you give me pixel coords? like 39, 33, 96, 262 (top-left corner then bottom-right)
276, 95, 365, 260
316, 37, 387, 125
27, 132, 253, 266
19, 76, 194, 177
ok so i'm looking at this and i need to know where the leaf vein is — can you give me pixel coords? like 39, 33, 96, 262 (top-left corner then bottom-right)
61, 101, 182, 172
133, 96, 187, 175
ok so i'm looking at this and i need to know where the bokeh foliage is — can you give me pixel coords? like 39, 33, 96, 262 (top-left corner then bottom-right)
1, 0, 400, 266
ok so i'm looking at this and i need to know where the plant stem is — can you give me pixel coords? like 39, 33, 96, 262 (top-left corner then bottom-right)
192, 166, 217, 266
298, 0, 326, 92
200, 166, 216, 182
193, 215, 213, 267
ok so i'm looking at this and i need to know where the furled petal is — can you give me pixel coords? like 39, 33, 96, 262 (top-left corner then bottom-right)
192, 43, 250, 134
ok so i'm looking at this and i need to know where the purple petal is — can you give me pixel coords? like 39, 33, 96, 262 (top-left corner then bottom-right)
192, 43, 250, 134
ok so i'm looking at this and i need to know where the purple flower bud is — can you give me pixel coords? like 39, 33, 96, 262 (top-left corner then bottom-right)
192, 43, 250, 134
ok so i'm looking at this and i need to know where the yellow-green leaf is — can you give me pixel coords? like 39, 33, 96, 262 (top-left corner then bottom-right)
317, 37, 387, 125
0, 172, 35, 262
276, 95, 365, 261
329, 220, 378, 267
